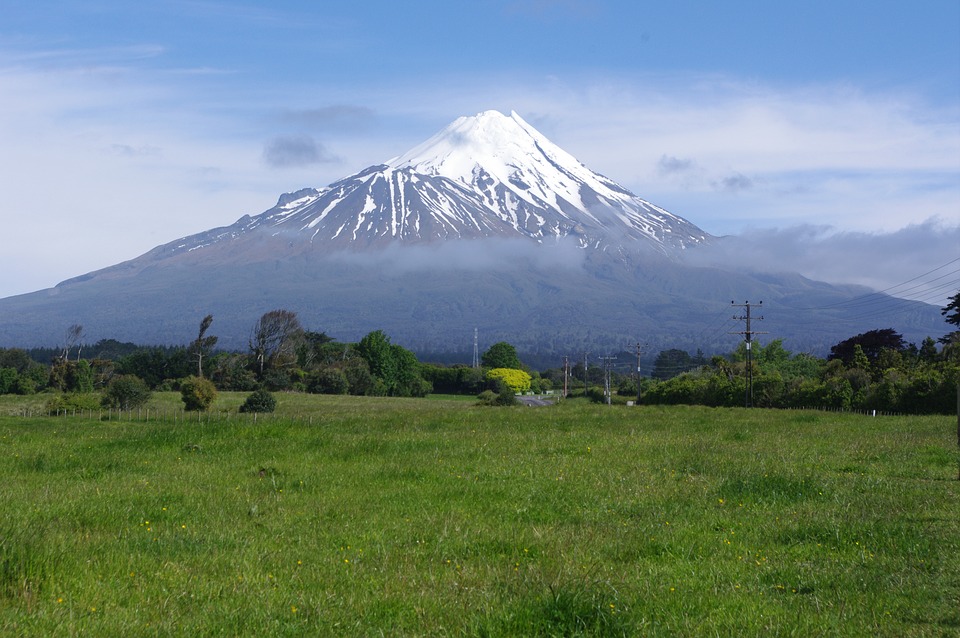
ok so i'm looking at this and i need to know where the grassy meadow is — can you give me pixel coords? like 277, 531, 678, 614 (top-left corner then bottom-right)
0, 393, 957, 636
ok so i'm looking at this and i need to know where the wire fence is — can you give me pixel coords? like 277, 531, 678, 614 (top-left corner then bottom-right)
16, 408, 324, 425
16, 403, 908, 422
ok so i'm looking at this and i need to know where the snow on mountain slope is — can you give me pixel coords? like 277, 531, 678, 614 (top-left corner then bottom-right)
146, 110, 712, 262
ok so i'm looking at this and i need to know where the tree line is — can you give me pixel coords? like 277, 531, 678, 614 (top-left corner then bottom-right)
2, 292, 958, 415
0, 310, 539, 412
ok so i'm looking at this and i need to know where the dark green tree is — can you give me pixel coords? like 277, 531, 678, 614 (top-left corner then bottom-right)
0, 368, 18, 394
49, 359, 94, 393
828, 329, 907, 367
356, 330, 397, 383
306, 367, 350, 394
101, 374, 152, 410
942, 290, 960, 327
0, 348, 33, 373
117, 347, 191, 389
209, 353, 258, 391
481, 342, 521, 370
239, 388, 277, 413
355, 330, 430, 397
917, 337, 938, 363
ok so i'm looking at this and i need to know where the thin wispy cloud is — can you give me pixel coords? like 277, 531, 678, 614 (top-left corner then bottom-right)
277, 105, 376, 132
109, 144, 161, 158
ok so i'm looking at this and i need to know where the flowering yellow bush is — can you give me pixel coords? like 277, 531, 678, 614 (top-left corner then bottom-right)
486, 368, 531, 394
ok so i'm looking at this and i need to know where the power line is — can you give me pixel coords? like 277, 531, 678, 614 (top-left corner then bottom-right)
797, 258, 960, 311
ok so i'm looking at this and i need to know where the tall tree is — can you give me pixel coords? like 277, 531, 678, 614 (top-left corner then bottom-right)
62, 324, 85, 362
356, 330, 397, 386
192, 314, 218, 378
942, 290, 960, 328
249, 309, 303, 378
828, 328, 907, 367
481, 342, 521, 369
355, 330, 429, 396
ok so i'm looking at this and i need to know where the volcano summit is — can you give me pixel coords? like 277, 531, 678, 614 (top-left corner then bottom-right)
137, 110, 711, 266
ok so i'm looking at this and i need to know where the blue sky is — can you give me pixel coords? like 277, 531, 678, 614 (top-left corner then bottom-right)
1, 0, 958, 300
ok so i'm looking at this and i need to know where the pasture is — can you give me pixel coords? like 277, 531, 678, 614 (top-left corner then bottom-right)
0, 393, 957, 636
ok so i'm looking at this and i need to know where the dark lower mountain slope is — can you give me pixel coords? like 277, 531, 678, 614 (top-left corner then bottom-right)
0, 240, 944, 364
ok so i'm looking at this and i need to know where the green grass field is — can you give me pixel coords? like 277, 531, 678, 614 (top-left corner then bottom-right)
0, 393, 957, 636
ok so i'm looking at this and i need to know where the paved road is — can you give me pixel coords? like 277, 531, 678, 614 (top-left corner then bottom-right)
516, 395, 555, 407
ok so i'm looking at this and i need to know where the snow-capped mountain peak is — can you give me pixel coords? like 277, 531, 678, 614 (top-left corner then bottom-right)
388, 110, 561, 181
387, 110, 626, 216
154, 110, 712, 259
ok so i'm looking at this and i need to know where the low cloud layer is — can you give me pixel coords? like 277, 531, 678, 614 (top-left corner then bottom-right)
681, 218, 960, 305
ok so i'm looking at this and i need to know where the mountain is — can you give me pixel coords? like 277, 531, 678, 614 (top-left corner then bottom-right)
98, 110, 708, 273
0, 110, 946, 363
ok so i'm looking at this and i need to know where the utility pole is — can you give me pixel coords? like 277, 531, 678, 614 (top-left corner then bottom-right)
629, 342, 645, 405
600, 355, 617, 405
583, 352, 589, 398
562, 355, 569, 397
472, 328, 479, 369
731, 301, 767, 408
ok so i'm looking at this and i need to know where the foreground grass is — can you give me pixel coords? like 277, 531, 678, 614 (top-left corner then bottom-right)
0, 394, 957, 636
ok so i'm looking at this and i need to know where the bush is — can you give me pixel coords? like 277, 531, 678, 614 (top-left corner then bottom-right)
486, 368, 531, 394
46, 392, 102, 415
306, 368, 349, 395
180, 375, 218, 411
101, 375, 152, 410
0, 367, 18, 394
477, 379, 518, 406
262, 369, 294, 392
476, 390, 498, 406
13, 376, 37, 395
239, 388, 277, 413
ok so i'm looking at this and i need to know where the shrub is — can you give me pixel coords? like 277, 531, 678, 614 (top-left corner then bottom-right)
477, 379, 518, 406
180, 375, 218, 411
0, 368, 18, 394
262, 369, 294, 391
13, 376, 37, 395
46, 392, 102, 415
101, 375, 151, 410
306, 368, 349, 395
486, 368, 531, 394
239, 388, 277, 413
